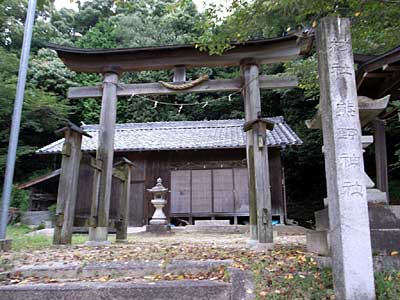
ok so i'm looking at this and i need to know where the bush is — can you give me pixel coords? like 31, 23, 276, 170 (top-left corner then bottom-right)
10, 186, 29, 212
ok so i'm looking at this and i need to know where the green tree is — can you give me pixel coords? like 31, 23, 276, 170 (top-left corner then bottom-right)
0, 48, 70, 184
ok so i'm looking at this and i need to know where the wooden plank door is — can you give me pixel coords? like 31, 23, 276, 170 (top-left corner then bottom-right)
170, 170, 191, 213
233, 168, 249, 213
213, 169, 234, 213
191, 170, 212, 213
129, 182, 145, 226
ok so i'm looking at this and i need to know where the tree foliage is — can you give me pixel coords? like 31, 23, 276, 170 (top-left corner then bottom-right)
0, 48, 70, 183
0, 0, 399, 218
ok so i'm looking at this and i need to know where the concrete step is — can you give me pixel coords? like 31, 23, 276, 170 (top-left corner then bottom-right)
0, 260, 254, 300
0, 280, 232, 300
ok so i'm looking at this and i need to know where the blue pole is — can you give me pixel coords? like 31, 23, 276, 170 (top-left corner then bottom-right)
0, 0, 37, 240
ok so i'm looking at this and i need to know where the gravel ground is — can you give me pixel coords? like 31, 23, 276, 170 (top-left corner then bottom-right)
1, 232, 306, 270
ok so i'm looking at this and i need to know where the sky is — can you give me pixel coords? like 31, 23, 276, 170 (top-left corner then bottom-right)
53, 0, 223, 12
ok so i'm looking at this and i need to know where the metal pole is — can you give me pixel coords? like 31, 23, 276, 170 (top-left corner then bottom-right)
0, 0, 37, 240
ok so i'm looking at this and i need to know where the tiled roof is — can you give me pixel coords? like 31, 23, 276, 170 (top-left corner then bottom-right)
37, 117, 302, 154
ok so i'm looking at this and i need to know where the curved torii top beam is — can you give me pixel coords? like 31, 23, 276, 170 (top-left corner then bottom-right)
47, 33, 314, 74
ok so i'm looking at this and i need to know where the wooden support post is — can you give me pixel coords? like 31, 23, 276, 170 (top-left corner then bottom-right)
53, 122, 91, 245
115, 158, 135, 242
241, 60, 273, 247
317, 17, 375, 299
87, 72, 119, 245
374, 119, 389, 202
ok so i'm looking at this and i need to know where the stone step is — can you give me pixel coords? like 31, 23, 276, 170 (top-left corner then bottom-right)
0, 280, 232, 300
2, 260, 233, 280
0, 260, 254, 300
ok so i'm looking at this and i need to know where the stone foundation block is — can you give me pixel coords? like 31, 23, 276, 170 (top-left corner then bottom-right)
315, 208, 329, 231
370, 229, 400, 253
21, 211, 51, 226
315, 205, 400, 230
306, 230, 329, 256
315, 255, 400, 272
368, 205, 400, 229
194, 220, 230, 226
367, 189, 387, 204
146, 224, 171, 234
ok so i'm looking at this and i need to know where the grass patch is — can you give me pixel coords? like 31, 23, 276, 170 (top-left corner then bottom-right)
248, 255, 400, 300
5, 224, 87, 251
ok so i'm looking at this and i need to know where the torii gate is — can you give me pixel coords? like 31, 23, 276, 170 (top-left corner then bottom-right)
50, 17, 376, 299
50, 34, 312, 249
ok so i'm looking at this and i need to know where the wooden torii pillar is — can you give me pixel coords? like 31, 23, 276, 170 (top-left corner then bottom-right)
87, 71, 119, 245
53, 121, 91, 245
373, 119, 389, 202
113, 157, 135, 242
241, 59, 274, 248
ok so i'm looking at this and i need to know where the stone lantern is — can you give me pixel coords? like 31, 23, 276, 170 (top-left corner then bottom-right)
146, 178, 171, 233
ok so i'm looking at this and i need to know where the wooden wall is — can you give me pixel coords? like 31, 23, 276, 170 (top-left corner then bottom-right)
72, 147, 284, 226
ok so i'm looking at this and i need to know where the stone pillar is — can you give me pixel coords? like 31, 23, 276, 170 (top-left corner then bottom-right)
115, 158, 135, 242
87, 72, 119, 245
317, 17, 376, 299
374, 119, 389, 202
53, 122, 90, 245
241, 60, 273, 248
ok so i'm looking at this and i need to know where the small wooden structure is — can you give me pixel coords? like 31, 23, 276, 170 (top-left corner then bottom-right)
355, 45, 400, 201
31, 117, 301, 227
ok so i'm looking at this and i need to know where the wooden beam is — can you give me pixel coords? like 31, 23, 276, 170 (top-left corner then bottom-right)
53, 126, 85, 245
48, 35, 313, 73
242, 65, 257, 243
364, 73, 391, 78
382, 64, 400, 71
115, 159, 134, 242
361, 49, 400, 73
88, 72, 119, 245
374, 119, 389, 202
242, 61, 273, 246
356, 71, 367, 89
68, 75, 298, 99
376, 71, 400, 98
17, 169, 61, 190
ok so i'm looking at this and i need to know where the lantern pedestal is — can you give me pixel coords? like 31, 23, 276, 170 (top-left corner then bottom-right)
146, 224, 171, 233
